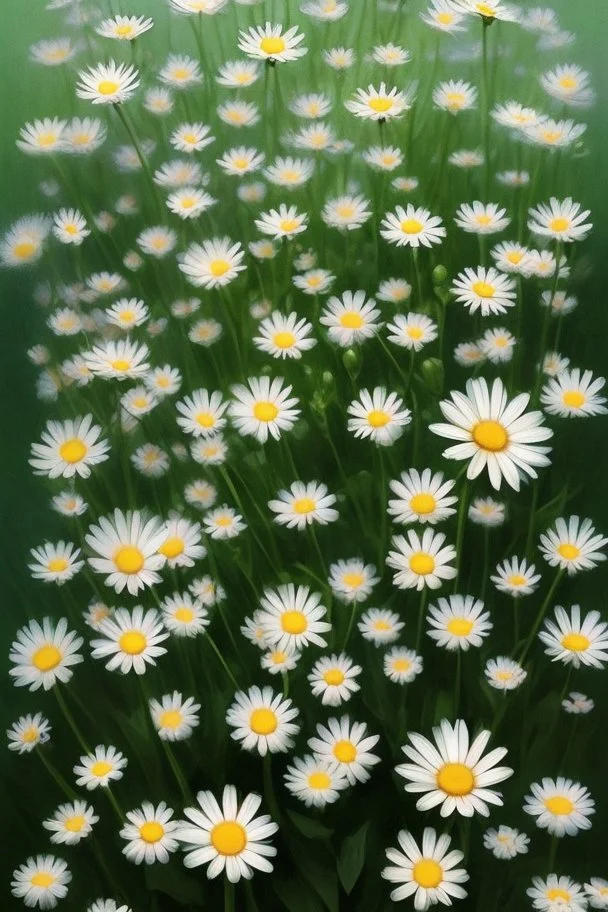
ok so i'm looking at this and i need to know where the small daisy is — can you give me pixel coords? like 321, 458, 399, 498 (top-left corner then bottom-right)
430, 377, 553, 490
226, 686, 300, 756
434, 79, 477, 114
230, 376, 300, 443
541, 64, 594, 107
539, 516, 608, 575
137, 227, 177, 259
28, 541, 84, 585
176, 785, 278, 881
91, 607, 168, 675
301, 0, 349, 20
250, 240, 278, 260
30, 416, 109, 479
96, 15, 153, 40
265, 156, 314, 188
387, 313, 438, 352
43, 802, 99, 845
167, 187, 216, 219
161, 594, 209, 637
258, 584, 330, 652
184, 480, 218, 510
52, 208, 89, 245
347, 388, 412, 446
238, 22, 307, 63
149, 692, 201, 741
217, 59, 260, 87
180, 238, 245, 289
83, 602, 114, 631
217, 100, 260, 128
427, 595, 492, 651
105, 299, 149, 330
455, 202, 510, 236
7, 713, 51, 754
11, 856, 71, 910
158, 517, 206, 568
381, 205, 446, 248
320, 290, 381, 347
309, 717, 380, 785
189, 319, 223, 346
384, 647, 423, 684
324, 46, 355, 70
387, 530, 457, 591
1, 214, 50, 268
382, 827, 469, 908
525, 117, 587, 150
63, 116, 107, 154
523, 777, 595, 836
254, 312, 316, 360
86, 510, 167, 595
290, 92, 332, 118
540, 289, 577, 316
528, 875, 588, 912
191, 437, 228, 466
421, 0, 467, 31
10, 618, 83, 692
491, 557, 541, 597
120, 803, 180, 865
480, 328, 516, 363
238, 181, 266, 203
541, 369, 607, 418
329, 559, 379, 604
363, 146, 403, 171
154, 159, 202, 187
388, 469, 457, 526
284, 756, 349, 808
218, 146, 265, 177
170, 122, 214, 154
17, 117, 67, 155
144, 87, 174, 115
496, 170, 529, 187
563, 692, 594, 715
451, 0, 517, 22
449, 149, 484, 168
255, 204, 308, 240
131, 444, 170, 478
358, 609, 404, 646
392, 176, 420, 192
83, 339, 150, 381
378, 278, 412, 304
321, 194, 372, 231
528, 198, 592, 243
268, 481, 338, 529
74, 745, 128, 790
76, 61, 139, 104
203, 506, 247, 540
483, 826, 529, 860
48, 308, 82, 336
469, 497, 505, 526
159, 55, 202, 89
308, 653, 362, 705
30, 38, 78, 67
176, 389, 227, 438
261, 649, 300, 676
121, 387, 158, 418
397, 718, 513, 817
345, 83, 411, 121
484, 657, 527, 691
539, 604, 608, 669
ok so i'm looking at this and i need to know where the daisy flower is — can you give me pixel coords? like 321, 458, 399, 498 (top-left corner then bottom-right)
491, 556, 541, 597
384, 647, 423, 684
10, 616, 83, 693
83, 339, 150, 381
484, 657, 527, 691
265, 156, 314, 188
11, 856, 71, 910
217, 100, 260, 128
290, 92, 332, 118
229, 376, 300, 443
76, 61, 139, 104
324, 47, 355, 70
261, 649, 300, 676
131, 445, 170, 478
382, 827, 469, 908
154, 159, 203, 187
539, 516, 608, 575
525, 117, 587, 150
30, 38, 78, 66
363, 146, 403, 171
345, 83, 411, 121
180, 238, 246, 289
226, 685, 300, 756
63, 116, 107, 153
189, 319, 223, 346
217, 59, 260, 88
91, 607, 169, 675
483, 826, 529, 860
203, 506, 247, 540
149, 692, 201, 741
322, 194, 372, 231
161, 593, 209, 638
308, 653, 362, 705
380, 205, 446, 248
258, 584, 330, 652
454, 202, 510, 235
541, 64, 594, 107
48, 308, 82, 336
523, 777, 595, 837
373, 42, 411, 66
540, 289, 577, 316
29, 416, 109, 479
563, 692, 594, 715
301, 0, 349, 19
7, 713, 52, 754
96, 15, 154, 40
320, 290, 381, 347
185, 480, 218, 510
170, 122, 214, 153
396, 718, 513, 817
387, 530, 457, 591
1, 214, 50, 267
191, 437, 228, 466
284, 756, 349, 808
176, 389, 228, 438
137, 227, 177, 259
539, 604, 608, 669
144, 87, 174, 115
176, 785, 278, 881
421, 0, 467, 31
527, 875, 587, 912
105, 299, 149, 330
86, 510, 167, 595
433, 79, 477, 114
167, 187, 216, 219
238, 22, 307, 63
268, 481, 338, 529
377, 278, 412, 304
157, 518, 205, 568
292, 268, 334, 296
52, 208, 89, 245
309, 717, 380, 785
159, 55, 202, 88
120, 803, 180, 865
329, 559, 379, 604
43, 802, 99, 845
492, 100, 540, 130
387, 313, 438, 351
427, 595, 492, 651
254, 204, 308, 239
449, 149, 484, 168
17, 117, 67, 155
74, 745, 128, 790
451, 0, 518, 22
388, 469, 457, 526
358, 609, 405, 646
218, 146, 264, 176
347, 388, 412, 446
469, 497, 505, 526
585, 879, 608, 909
541, 369, 607, 418
528, 198, 592, 243
430, 377, 553, 490
480, 327, 516, 364
254, 311, 316, 360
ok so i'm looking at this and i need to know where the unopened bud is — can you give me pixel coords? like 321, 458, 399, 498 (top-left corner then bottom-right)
421, 358, 444, 395
432, 264, 448, 286
342, 348, 361, 379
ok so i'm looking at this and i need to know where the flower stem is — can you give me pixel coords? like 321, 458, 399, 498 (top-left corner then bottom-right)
37, 747, 78, 801
55, 687, 90, 755
519, 569, 564, 665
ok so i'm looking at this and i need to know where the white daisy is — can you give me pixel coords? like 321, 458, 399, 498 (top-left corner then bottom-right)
382, 827, 469, 908
9, 618, 83, 692
254, 204, 308, 240
91, 607, 169, 675
434, 79, 477, 114
387, 530, 457, 591
454, 202, 510, 235
217, 59, 260, 87
7, 713, 52, 754
358, 608, 405, 646
347, 388, 412, 446
76, 61, 140, 104
377, 278, 413, 304
541, 369, 607, 418
43, 802, 99, 845
563, 692, 594, 715
539, 604, 608, 669
254, 312, 316, 360
381, 205, 446, 248
284, 756, 349, 808
229, 376, 300, 443
329, 559, 379, 604
131, 444, 170, 478
308, 717, 380, 785
539, 516, 608, 575
258, 584, 330, 652
11, 856, 71, 910
184, 480, 218, 511
388, 469, 457, 526
387, 313, 438, 352
86, 510, 167, 595
523, 777, 595, 837
120, 802, 180, 865
52, 208, 89, 245
238, 23, 307, 63
74, 745, 128, 790
150, 692, 201, 741
17, 117, 67, 155
176, 389, 228, 438
384, 647, 423, 684
83, 339, 150, 381
170, 122, 214, 154
528, 197, 592, 243
159, 55, 202, 89
427, 595, 492, 651
320, 290, 381, 347
490, 557, 541, 597
421, 0, 467, 31
180, 238, 246, 289
268, 481, 338, 529
484, 657, 527, 691
29, 416, 109, 479
308, 653, 362, 705
452, 267, 516, 316
345, 82, 411, 121
167, 187, 216, 219
527, 874, 588, 912
161, 593, 209, 637
226, 685, 300, 756
203, 506, 247, 540
483, 825, 529, 860
468, 497, 505, 526
585, 879, 608, 909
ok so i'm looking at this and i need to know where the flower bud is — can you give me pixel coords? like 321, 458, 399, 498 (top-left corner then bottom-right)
432, 264, 448, 286
342, 348, 361, 379
421, 358, 444, 395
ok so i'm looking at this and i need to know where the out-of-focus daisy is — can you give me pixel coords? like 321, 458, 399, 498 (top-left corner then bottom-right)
137, 227, 177, 259
203, 506, 247, 540
386, 313, 438, 351
455, 202, 510, 235
161, 593, 209, 638
76, 61, 140, 104
483, 825, 529, 860
218, 146, 264, 177
324, 47, 355, 70
254, 311, 316, 360
363, 145, 403, 171
83, 602, 113, 631
48, 307, 82, 336
320, 290, 381, 347
284, 756, 349, 808
191, 437, 228, 466
96, 15, 153, 40
217, 100, 260, 128
377, 278, 412, 304
87, 271, 127, 297
480, 328, 515, 363
250, 240, 278, 260
170, 122, 214, 153
254, 204, 308, 239
52, 208, 89, 245
381, 205, 446, 248
7, 713, 51, 754
309, 717, 380, 785
434, 79, 477, 114
524, 117, 587, 150
150, 692, 201, 741
451, 0, 518, 22
539, 516, 608, 575
397, 718, 513, 817
382, 827, 469, 907
167, 187, 216, 219
523, 777, 595, 837
430, 377, 553, 490
86, 510, 167, 595
226, 685, 300, 756
539, 604, 608, 669
217, 59, 260, 87
373, 43, 411, 66
322, 194, 372, 231
421, 0, 466, 31
469, 497, 505, 526
158, 517, 205, 568
258, 584, 330, 652
563, 692, 594, 715
154, 159, 203, 187
585, 878, 608, 909
308, 653, 362, 705
265, 156, 314, 188
43, 802, 99, 846
30, 416, 109, 479
427, 595, 492, 651
11, 856, 71, 910
492, 101, 540, 130
268, 481, 338, 529
121, 386, 158, 419
528, 875, 588, 912
105, 299, 149, 330
51, 492, 87, 517
388, 469, 457, 526
541, 64, 594, 107
184, 479, 217, 510
345, 83, 411, 121
144, 87, 174, 115
189, 319, 223, 346
387, 530, 457, 591
28, 542, 84, 585
449, 149, 484, 168
540, 289, 577, 316
131, 444, 170, 478
329, 559, 379, 604
541, 369, 607, 418
91, 607, 169, 675
74, 745, 128, 790
290, 92, 332, 118
491, 557, 541, 597
176, 785, 278, 881
347, 388, 412, 446
384, 647, 423, 684
83, 339, 150, 381
484, 657, 527, 691
1, 214, 50, 267
120, 803, 179, 865
490, 241, 529, 274
30, 37, 78, 66
170, 0, 229, 12
393, 176, 420, 191
159, 55, 202, 88
496, 170, 529, 187
359, 608, 405, 646
261, 649, 300, 676
301, 0, 349, 19
528, 197, 592, 243
17, 118, 67, 155
180, 238, 245, 289
229, 376, 300, 443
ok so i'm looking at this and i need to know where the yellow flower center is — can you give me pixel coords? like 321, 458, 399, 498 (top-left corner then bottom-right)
115, 24, 134, 37
293, 497, 316, 514
373, 620, 391, 631
22, 727, 39, 743
336, 204, 355, 218
159, 537, 185, 559
180, 197, 196, 209
308, 771, 331, 790
562, 390, 585, 408
253, 401, 279, 422
209, 258, 230, 277
446, 92, 465, 108
281, 610, 307, 634
400, 218, 423, 234
48, 558, 69, 573
333, 740, 357, 763
97, 80, 120, 95
437, 11, 454, 24
279, 218, 300, 233
410, 493, 436, 515
131, 397, 148, 410
561, 632, 590, 652
323, 668, 344, 685
210, 821, 247, 855
139, 821, 165, 843
38, 133, 58, 147
368, 97, 393, 113
64, 815, 85, 832
472, 420, 508, 452
413, 859, 443, 888
544, 795, 574, 816
119, 310, 134, 322
13, 241, 37, 259
113, 545, 145, 574
508, 574, 527, 587
392, 658, 411, 672
343, 571, 364, 588
507, 251, 524, 264
306, 276, 322, 287
476, 3, 496, 16
409, 552, 435, 575
407, 326, 424, 340
476, 214, 493, 226
260, 36, 286, 55
495, 670, 513, 681
215, 516, 233, 527
339, 311, 364, 329
31, 873, 55, 888
111, 359, 131, 372
273, 331, 296, 349
472, 280, 496, 298
174, 607, 194, 623
550, 217, 570, 232
250, 708, 278, 735
172, 68, 190, 80
559, 76, 577, 89
119, 630, 147, 655
437, 762, 475, 796
557, 543, 580, 560
32, 645, 62, 671
367, 409, 390, 428
547, 889, 571, 901
160, 709, 183, 729
447, 617, 474, 637
280, 169, 301, 182
91, 760, 112, 777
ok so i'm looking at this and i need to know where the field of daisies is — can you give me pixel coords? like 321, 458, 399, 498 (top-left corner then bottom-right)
3, 0, 608, 910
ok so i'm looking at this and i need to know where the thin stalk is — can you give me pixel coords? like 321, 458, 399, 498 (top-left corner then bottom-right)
480, 21, 492, 199
519, 569, 564, 664
37, 748, 79, 801
415, 588, 428, 653
453, 479, 470, 592
206, 632, 241, 690
55, 687, 90, 754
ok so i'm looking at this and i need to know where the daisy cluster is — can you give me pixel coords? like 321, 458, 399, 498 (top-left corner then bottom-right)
4, 1, 608, 911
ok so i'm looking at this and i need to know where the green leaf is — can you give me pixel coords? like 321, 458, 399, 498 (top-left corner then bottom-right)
337, 821, 370, 894
290, 840, 339, 912
287, 809, 334, 840
144, 862, 204, 905
432, 689, 454, 725
274, 879, 325, 912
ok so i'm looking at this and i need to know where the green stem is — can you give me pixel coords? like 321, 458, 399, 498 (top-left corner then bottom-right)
532, 240, 563, 406
262, 754, 281, 822
519, 569, 564, 665
206, 632, 241, 690
453, 479, 470, 592
224, 878, 235, 912
37, 748, 78, 801
481, 21, 491, 199
55, 687, 90, 754
415, 588, 428, 653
